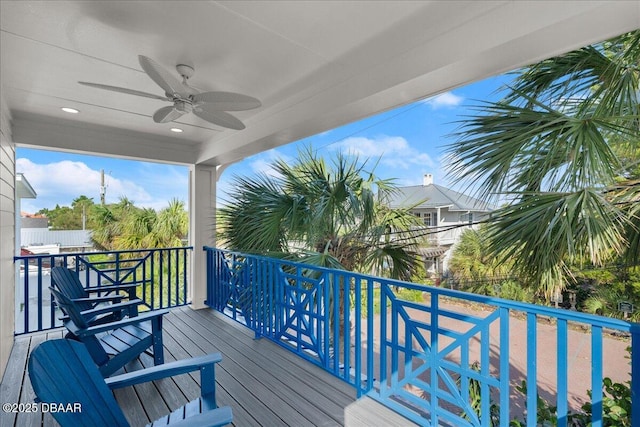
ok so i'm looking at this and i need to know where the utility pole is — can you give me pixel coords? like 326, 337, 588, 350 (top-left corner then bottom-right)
100, 169, 106, 205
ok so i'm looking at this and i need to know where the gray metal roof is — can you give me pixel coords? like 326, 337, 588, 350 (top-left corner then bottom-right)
21, 229, 93, 248
387, 184, 495, 212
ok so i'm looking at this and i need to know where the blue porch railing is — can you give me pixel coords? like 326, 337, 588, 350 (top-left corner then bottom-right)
205, 247, 639, 427
14, 246, 192, 335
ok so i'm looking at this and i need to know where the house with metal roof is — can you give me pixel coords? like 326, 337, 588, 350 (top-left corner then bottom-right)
387, 174, 495, 275
21, 228, 93, 253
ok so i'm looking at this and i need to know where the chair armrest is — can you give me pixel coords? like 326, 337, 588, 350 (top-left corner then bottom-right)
105, 352, 223, 389
151, 406, 233, 427
78, 308, 169, 336
57, 299, 141, 321
83, 283, 142, 293
77, 299, 144, 318
72, 295, 123, 304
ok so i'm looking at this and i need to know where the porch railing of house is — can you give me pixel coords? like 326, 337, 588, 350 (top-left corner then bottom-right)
205, 247, 639, 427
14, 246, 192, 335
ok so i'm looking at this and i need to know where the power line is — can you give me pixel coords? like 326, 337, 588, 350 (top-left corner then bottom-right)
312, 101, 426, 153
376, 218, 493, 243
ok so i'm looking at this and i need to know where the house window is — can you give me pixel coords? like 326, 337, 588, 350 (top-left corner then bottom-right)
460, 212, 473, 225
423, 212, 437, 226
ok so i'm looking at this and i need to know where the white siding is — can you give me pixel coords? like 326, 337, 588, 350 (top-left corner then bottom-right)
0, 93, 15, 378
413, 207, 483, 246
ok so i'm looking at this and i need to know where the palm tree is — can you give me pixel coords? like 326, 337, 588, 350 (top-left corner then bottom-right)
113, 207, 157, 250
219, 147, 425, 346
219, 146, 424, 279
151, 199, 188, 248
445, 30, 640, 297
448, 226, 513, 282
90, 204, 118, 250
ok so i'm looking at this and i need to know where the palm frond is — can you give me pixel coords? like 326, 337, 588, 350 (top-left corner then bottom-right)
486, 190, 626, 293
445, 30, 640, 293
218, 145, 425, 280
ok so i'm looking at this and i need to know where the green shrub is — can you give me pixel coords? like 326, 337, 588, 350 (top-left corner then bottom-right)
468, 348, 633, 426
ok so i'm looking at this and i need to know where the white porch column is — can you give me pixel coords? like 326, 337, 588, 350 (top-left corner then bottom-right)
188, 164, 216, 310
436, 206, 442, 246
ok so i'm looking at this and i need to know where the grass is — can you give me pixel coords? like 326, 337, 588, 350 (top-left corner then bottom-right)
357, 284, 424, 317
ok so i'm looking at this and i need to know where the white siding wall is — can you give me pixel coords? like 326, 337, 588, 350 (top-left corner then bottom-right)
414, 207, 478, 246
413, 207, 491, 273
0, 94, 15, 378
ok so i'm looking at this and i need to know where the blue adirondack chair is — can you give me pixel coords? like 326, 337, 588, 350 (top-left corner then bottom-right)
50, 287, 166, 377
29, 339, 233, 427
51, 266, 142, 322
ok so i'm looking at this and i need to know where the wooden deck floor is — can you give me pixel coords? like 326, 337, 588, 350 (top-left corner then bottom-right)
1, 306, 360, 427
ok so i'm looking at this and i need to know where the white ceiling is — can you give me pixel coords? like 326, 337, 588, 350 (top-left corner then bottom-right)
1, 1, 638, 167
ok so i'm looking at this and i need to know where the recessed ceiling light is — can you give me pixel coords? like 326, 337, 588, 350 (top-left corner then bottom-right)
170, 128, 183, 133
61, 107, 80, 114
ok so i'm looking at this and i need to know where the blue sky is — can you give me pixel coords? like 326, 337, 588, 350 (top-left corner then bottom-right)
17, 73, 513, 213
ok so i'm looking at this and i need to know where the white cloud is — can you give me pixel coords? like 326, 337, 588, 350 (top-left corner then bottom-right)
217, 149, 294, 205
17, 158, 155, 212
248, 149, 294, 177
422, 91, 463, 109
330, 135, 435, 170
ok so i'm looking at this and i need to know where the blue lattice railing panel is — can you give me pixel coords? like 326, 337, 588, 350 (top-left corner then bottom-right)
14, 247, 192, 335
377, 287, 509, 426
204, 247, 639, 427
275, 267, 327, 363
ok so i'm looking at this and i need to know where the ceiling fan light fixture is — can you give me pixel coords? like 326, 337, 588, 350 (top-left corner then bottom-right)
170, 127, 183, 133
61, 107, 79, 114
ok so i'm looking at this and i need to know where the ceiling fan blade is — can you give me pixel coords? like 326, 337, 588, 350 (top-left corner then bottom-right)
79, 82, 169, 101
153, 106, 185, 123
192, 91, 261, 111
193, 107, 245, 130
138, 55, 185, 97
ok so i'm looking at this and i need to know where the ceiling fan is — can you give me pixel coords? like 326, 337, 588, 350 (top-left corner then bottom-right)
79, 55, 261, 130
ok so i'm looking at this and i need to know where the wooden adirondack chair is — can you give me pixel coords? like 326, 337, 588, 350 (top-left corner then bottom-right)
29, 339, 233, 427
50, 287, 166, 377
51, 266, 142, 322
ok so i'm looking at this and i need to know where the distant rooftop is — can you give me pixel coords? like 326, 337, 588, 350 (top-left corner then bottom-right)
21, 229, 93, 249
387, 174, 495, 212
21, 212, 47, 219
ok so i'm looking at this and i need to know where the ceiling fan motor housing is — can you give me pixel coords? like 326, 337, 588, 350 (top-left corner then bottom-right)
176, 63, 195, 79
175, 100, 193, 113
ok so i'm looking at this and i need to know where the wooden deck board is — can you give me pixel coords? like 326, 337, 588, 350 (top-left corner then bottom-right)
345, 397, 417, 427
162, 315, 291, 426
153, 322, 263, 427
191, 308, 355, 405
0, 337, 29, 427
173, 307, 352, 425
1, 306, 359, 426
16, 332, 47, 427
178, 312, 337, 426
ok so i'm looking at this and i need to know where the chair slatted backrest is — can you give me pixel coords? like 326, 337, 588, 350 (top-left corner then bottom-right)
49, 286, 89, 329
51, 267, 94, 312
28, 339, 129, 427
49, 287, 109, 366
